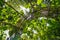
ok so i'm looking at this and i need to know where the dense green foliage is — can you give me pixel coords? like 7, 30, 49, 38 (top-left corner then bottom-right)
0, 0, 60, 40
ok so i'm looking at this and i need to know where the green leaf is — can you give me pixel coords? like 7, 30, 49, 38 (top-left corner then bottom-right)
37, 0, 42, 5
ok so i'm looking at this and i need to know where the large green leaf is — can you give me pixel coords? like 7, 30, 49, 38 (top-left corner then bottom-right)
37, 0, 42, 5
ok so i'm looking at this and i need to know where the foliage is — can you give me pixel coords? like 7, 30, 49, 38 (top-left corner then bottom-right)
0, 0, 60, 40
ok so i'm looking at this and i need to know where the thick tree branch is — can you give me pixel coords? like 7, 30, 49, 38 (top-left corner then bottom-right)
3, 1, 20, 14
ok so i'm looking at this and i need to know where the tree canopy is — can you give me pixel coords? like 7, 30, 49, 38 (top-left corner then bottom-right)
0, 0, 60, 40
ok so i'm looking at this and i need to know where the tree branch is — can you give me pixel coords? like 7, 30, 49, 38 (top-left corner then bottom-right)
3, 1, 21, 15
